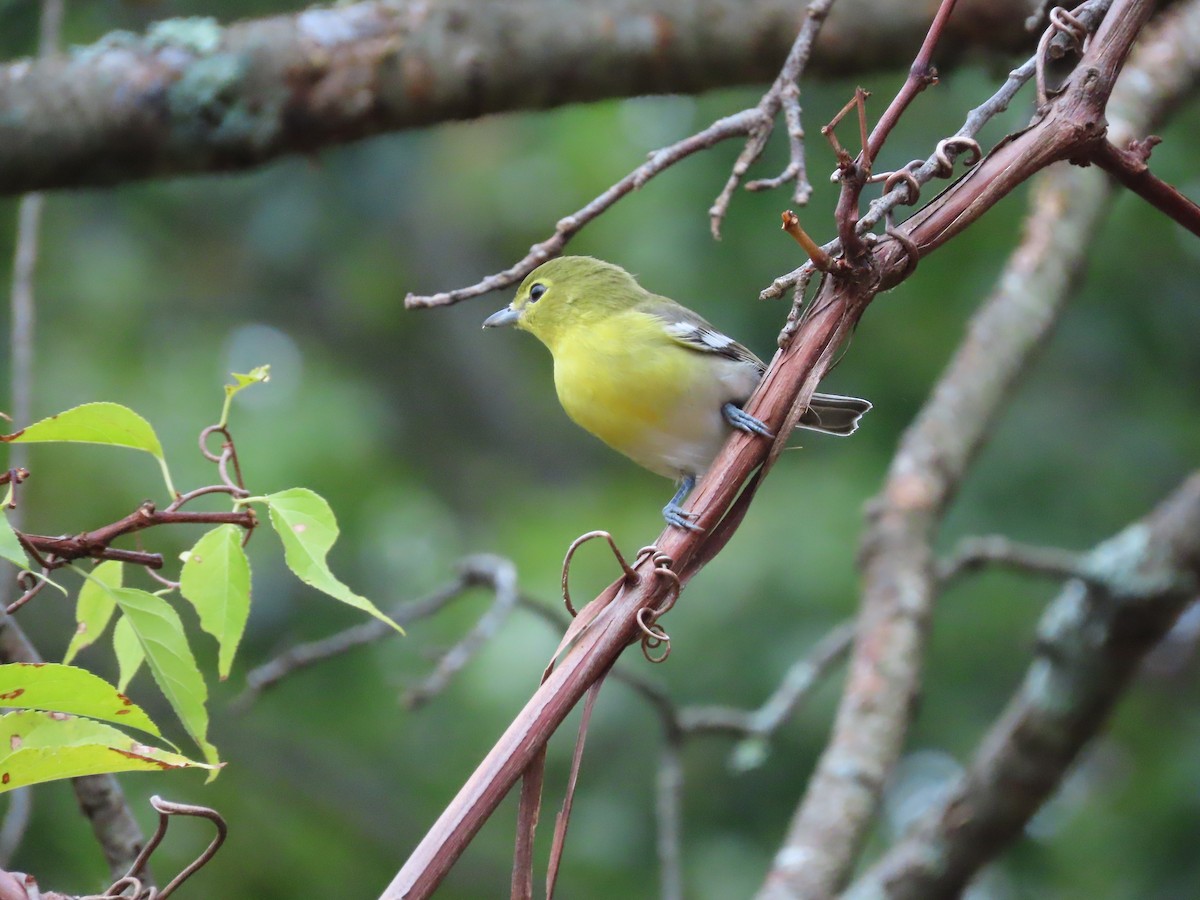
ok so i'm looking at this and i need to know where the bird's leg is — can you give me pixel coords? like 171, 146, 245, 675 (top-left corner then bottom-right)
722, 402, 775, 438
663, 474, 702, 531
662, 408, 773, 530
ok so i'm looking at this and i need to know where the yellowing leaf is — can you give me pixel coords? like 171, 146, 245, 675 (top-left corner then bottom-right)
0, 710, 212, 792
0, 663, 160, 738
264, 488, 403, 634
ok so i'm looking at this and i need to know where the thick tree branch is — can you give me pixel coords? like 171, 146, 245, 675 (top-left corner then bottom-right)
0, 0, 1044, 196
846, 473, 1200, 900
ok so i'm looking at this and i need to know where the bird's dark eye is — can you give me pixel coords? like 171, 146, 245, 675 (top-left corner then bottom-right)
529, 283, 547, 302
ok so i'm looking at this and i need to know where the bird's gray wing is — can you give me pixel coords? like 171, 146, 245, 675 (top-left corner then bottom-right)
644, 293, 765, 372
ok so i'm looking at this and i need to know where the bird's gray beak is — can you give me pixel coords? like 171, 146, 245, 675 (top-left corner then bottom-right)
483, 306, 521, 328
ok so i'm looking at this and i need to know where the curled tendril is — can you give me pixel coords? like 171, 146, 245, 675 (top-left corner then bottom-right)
636, 552, 681, 663
1035, 6, 1090, 109
198, 424, 248, 493
933, 137, 982, 177
884, 222, 920, 279
560, 531, 639, 617
881, 162, 924, 206
106, 795, 228, 899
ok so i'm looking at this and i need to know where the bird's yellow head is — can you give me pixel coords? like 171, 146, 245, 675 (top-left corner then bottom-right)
482, 256, 643, 350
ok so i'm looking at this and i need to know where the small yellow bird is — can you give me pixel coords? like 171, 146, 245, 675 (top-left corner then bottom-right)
484, 256, 870, 530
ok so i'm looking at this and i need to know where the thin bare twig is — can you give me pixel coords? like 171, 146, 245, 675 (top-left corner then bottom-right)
404, 557, 519, 708
8, 504, 253, 595
760, 0, 1116, 311
937, 535, 1089, 586
863, 0, 960, 168
7, 195, 41, 509
677, 622, 854, 741
237, 555, 518, 708
655, 739, 685, 900
710, 0, 838, 237
404, 110, 761, 309
405, 0, 839, 308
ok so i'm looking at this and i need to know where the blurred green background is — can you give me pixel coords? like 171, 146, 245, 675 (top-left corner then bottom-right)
2, 2, 1198, 897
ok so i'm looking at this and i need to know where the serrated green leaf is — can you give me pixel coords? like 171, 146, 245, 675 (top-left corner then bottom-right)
6, 402, 162, 454
0, 710, 212, 792
113, 615, 144, 692
264, 488, 403, 634
0, 513, 27, 570
0, 662, 160, 737
3, 403, 176, 496
106, 587, 219, 771
180, 525, 251, 679
64, 561, 124, 664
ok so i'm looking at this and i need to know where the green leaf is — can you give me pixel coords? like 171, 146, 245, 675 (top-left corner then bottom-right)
0, 512, 27, 570
263, 488, 403, 634
180, 525, 251, 679
0, 710, 212, 792
63, 561, 124, 664
227, 365, 270, 395
112, 615, 144, 693
0, 662, 161, 737
219, 365, 270, 427
6, 402, 163, 454
3, 402, 176, 497
107, 587, 220, 771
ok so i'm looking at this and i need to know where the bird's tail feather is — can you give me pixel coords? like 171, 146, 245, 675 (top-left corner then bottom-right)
798, 393, 872, 436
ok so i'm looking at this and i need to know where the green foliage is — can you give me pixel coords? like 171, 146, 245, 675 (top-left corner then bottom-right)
112, 613, 143, 693
0, 663, 160, 736
4, 401, 176, 497
62, 559, 123, 664
0, 510, 26, 570
180, 524, 252, 679
262, 488, 405, 634
0, 710, 207, 790
0, 664, 214, 789
101, 584, 219, 770
0, 374, 400, 797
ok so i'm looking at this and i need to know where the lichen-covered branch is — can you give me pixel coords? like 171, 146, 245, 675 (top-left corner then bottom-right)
0, 0, 1043, 196
845, 473, 1200, 900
